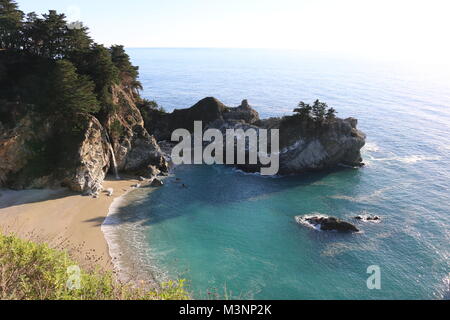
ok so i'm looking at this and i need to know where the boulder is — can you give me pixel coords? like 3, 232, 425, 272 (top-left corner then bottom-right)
296, 215, 359, 233
355, 215, 380, 222
151, 178, 164, 187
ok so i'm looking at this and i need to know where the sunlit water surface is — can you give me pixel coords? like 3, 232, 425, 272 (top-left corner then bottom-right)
104, 49, 450, 299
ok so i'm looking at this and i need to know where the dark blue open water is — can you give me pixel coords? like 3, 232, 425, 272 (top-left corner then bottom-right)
106, 49, 450, 299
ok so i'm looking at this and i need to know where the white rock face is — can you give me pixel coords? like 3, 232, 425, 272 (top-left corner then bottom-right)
64, 115, 111, 194
283, 139, 329, 171
277, 117, 366, 174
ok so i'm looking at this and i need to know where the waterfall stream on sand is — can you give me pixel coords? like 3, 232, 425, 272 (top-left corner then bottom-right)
105, 131, 120, 180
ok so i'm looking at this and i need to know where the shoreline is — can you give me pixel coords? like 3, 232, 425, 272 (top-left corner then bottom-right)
102, 175, 170, 286
0, 175, 143, 272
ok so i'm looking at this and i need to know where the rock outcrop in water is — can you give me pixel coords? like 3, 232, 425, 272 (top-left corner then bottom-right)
295, 215, 360, 233
140, 97, 366, 174
354, 214, 381, 222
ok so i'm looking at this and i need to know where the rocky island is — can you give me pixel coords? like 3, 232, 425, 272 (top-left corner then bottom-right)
295, 215, 360, 233
140, 97, 366, 175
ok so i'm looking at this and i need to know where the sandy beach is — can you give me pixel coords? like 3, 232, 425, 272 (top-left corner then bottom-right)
0, 176, 143, 271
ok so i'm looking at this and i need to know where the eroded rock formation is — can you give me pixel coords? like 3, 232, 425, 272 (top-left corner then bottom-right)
141, 97, 366, 174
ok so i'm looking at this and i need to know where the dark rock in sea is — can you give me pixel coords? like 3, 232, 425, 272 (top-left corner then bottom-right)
135, 165, 161, 179
296, 215, 360, 233
355, 215, 381, 222
151, 178, 164, 187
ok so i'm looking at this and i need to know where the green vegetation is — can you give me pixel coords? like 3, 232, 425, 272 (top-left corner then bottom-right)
0, 0, 141, 122
0, 233, 189, 300
294, 99, 337, 123
139, 98, 166, 113
50, 60, 100, 115
110, 119, 124, 139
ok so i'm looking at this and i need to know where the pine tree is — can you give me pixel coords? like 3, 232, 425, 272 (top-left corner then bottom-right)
39, 10, 68, 58
65, 22, 92, 54
326, 107, 337, 121
294, 101, 313, 120
312, 99, 327, 122
0, 0, 24, 49
110, 45, 142, 91
70, 44, 119, 109
50, 60, 100, 115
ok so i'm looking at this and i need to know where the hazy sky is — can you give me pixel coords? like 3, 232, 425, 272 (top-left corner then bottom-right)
17, 0, 450, 65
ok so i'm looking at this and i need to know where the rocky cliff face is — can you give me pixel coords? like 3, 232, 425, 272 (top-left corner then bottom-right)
106, 85, 168, 176
61, 115, 111, 194
255, 115, 366, 173
0, 85, 168, 193
0, 113, 110, 193
142, 97, 366, 174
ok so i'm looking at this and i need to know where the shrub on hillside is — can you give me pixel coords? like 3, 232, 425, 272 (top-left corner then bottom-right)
0, 233, 189, 300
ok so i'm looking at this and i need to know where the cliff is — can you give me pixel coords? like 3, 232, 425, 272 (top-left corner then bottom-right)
0, 85, 168, 194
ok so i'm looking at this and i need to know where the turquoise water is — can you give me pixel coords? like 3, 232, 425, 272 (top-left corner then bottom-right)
111, 49, 450, 299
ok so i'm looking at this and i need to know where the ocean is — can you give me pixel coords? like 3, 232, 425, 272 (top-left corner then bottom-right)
103, 48, 450, 299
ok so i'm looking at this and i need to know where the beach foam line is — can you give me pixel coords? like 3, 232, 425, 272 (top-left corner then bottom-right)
101, 187, 134, 283
101, 176, 171, 284
367, 154, 442, 164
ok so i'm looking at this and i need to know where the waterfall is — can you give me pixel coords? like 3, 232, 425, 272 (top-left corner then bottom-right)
105, 131, 120, 180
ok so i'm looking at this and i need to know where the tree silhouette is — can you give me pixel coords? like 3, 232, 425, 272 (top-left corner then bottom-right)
0, 0, 24, 49
49, 60, 100, 115
294, 100, 338, 123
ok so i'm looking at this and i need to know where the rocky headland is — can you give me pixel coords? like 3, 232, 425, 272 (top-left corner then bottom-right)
140, 97, 366, 175
0, 95, 366, 194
